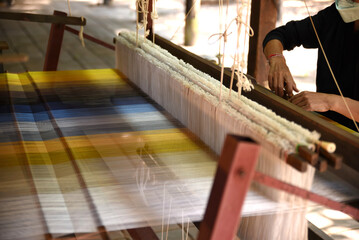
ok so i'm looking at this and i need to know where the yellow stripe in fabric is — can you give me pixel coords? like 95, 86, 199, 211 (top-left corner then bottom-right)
0, 73, 10, 88
0, 128, 204, 166
0, 138, 71, 167
6, 73, 22, 88
28, 69, 127, 86
3, 69, 127, 88
67, 129, 202, 155
22, 139, 67, 165
0, 142, 24, 168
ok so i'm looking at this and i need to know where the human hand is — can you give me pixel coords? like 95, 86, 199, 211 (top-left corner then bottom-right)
268, 56, 298, 97
289, 91, 334, 112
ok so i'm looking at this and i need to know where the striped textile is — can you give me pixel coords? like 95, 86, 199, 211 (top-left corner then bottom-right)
0, 69, 217, 239
0, 69, 297, 239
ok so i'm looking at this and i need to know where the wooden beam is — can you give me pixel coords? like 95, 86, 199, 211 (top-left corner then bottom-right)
65, 26, 115, 51
0, 41, 9, 50
253, 171, 359, 221
247, 0, 277, 85
0, 11, 86, 26
43, 11, 67, 71
198, 135, 260, 240
127, 227, 159, 240
0, 53, 28, 63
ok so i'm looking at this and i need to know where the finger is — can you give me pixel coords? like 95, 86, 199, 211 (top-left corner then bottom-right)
272, 73, 277, 94
290, 93, 312, 110
293, 82, 299, 93
291, 98, 309, 110
285, 80, 294, 98
289, 93, 303, 105
273, 72, 281, 96
284, 74, 297, 96
268, 74, 274, 91
295, 100, 308, 109
277, 72, 284, 97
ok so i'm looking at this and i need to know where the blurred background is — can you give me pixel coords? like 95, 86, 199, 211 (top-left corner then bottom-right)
0, 0, 333, 91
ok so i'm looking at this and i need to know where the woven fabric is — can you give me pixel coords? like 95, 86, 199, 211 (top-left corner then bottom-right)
0, 69, 217, 239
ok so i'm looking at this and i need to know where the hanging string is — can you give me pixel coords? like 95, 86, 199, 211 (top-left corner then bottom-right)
66, 0, 85, 47
151, 0, 158, 43
161, 184, 166, 240
218, 0, 224, 65
233, 1, 244, 97
303, 0, 359, 132
233, 0, 254, 97
237, 0, 253, 96
135, 0, 148, 46
181, 210, 184, 240
136, 0, 155, 46
79, 16, 85, 47
165, 198, 173, 240
209, 0, 254, 100
218, 0, 230, 102
67, 0, 72, 16
185, 218, 190, 240
136, 1, 140, 45
170, 0, 200, 41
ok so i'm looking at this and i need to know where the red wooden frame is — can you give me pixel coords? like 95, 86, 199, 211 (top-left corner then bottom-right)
198, 135, 261, 240
43, 11, 67, 71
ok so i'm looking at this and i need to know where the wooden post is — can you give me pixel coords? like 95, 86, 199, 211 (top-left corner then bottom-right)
198, 135, 260, 240
0, 41, 9, 73
146, 0, 153, 36
103, 0, 113, 5
43, 11, 67, 71
247, 0, 278, 85
184, 0, 201, 46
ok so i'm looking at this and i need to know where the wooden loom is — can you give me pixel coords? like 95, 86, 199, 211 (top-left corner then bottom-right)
1, 65, 358, 240
114, 31, 359, 239
1, 8, 359, 240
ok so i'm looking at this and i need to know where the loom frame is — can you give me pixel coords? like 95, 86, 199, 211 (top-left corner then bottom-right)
198, 135, 260, 240
0, 10, 87, 72
149, 33, 359, 185
8, 9, 356, 236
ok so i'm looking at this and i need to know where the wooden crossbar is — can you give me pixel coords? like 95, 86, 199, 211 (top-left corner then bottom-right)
0, 11, 86, 26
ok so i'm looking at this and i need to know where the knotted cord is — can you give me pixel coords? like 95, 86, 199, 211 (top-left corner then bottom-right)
209, 0, 254, 101
66, 0, 85, 47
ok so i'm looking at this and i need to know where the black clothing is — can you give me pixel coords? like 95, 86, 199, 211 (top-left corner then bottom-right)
263, 3, 359, 130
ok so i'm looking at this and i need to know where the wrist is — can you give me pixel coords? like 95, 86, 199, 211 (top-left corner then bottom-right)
267, 53, 285, 65
327, 94, 340, 112
267, 53, 284, 61
268, 53, 283, 59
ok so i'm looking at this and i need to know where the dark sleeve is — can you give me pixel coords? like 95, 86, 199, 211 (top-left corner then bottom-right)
263, 3, 337, 51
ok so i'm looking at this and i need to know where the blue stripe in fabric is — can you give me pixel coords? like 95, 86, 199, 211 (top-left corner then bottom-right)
0, 114, 13, 122
50, 104, 158, 119
111, 97, 149, 105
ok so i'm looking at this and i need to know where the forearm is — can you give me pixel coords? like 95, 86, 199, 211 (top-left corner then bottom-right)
330, 95, 359, 122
